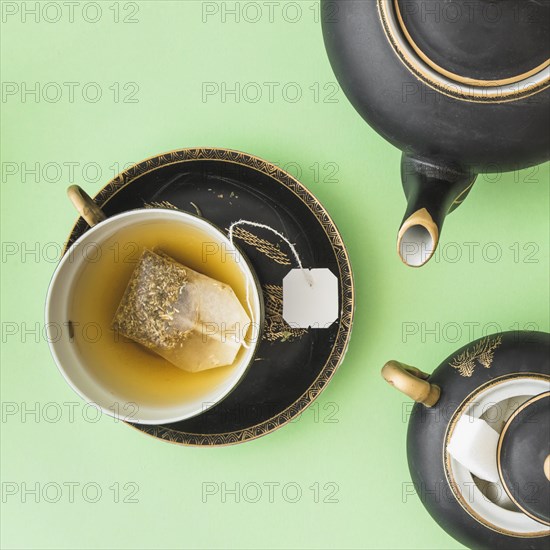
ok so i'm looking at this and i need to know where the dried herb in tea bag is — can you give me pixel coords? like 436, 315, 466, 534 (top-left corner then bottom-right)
112, 249, 251, 372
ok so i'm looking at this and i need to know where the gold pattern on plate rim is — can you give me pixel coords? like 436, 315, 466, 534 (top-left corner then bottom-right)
378, 0, 550, 104
443, 373, 550, 538
62, 147, 354, 446
449, 335, 502, 377
496, 391, 550, 527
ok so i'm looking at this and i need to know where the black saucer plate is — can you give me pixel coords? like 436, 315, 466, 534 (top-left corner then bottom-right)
64, 148, 354, 446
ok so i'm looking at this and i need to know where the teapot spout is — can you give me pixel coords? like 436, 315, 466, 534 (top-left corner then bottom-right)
398, 155, 476, 267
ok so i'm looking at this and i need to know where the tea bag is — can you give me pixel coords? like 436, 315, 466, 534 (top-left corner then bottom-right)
112, 249, 251, 373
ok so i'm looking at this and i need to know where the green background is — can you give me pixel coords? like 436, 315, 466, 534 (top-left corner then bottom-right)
1, 1, 548, 549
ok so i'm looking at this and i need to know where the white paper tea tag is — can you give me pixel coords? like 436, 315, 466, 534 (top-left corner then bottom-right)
282, 269, 338, 329
447, 414, 500, 483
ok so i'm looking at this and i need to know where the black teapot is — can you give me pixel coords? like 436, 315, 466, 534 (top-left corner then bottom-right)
382, 331, 550, 549
322, 0, 550, 266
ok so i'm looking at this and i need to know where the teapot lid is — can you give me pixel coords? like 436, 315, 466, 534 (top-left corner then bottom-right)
394, 0, 550, 84
497, 392, 550, 526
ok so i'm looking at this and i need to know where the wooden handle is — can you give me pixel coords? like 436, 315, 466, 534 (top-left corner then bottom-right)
381, 360, 441, 407
67, 185, 107, 227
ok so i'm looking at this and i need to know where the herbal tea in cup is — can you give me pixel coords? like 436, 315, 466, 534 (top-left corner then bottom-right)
45, 187, 262, 425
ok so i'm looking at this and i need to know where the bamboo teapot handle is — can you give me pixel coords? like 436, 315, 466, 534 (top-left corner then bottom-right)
381, 360, 441, 407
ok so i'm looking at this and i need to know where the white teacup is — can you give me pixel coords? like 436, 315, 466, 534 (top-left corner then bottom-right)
45, 186, 262, 425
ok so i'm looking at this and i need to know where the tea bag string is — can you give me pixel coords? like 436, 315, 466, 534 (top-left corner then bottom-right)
228, 220, 314, 287
228, 220, 314, 350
